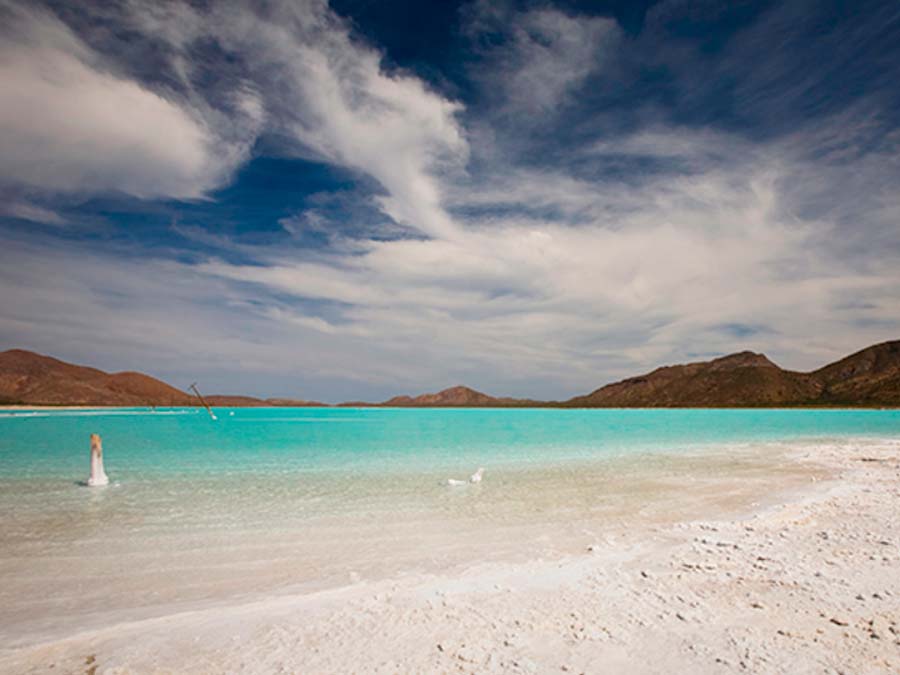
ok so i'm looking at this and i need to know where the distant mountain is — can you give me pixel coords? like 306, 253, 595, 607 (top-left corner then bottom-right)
810, 341, 900, 406
378, 385, 533, 407
0, 349, 193, 406
2, 341, 899, 408
0, 350, 324, 407
204, 395, 326, 407
563, 351, 819, 407
265, 397, 327, 407
338, 341, 900, 408
203, 395, 267, 407
562, 341, 900, 407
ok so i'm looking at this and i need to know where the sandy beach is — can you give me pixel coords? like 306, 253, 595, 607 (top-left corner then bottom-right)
0, 437, 896, 674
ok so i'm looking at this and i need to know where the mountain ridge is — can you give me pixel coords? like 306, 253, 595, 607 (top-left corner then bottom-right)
0, 349, 325, 407
562, 342, 900, 408
356, 342, 900, 408
1, 341, 898, 407
380, 385, 533, 407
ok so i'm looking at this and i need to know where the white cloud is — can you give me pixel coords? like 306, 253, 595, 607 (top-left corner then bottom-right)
0, 3, 251, 199
1, 0, 466, 232
282, 38, 467, 237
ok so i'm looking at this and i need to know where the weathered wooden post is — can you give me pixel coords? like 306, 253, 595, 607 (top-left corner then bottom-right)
87, 433, 109, 486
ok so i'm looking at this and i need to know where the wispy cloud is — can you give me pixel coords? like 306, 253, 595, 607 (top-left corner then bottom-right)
465, 2, 620, 116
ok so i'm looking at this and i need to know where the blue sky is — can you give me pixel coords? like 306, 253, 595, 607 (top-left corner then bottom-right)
1, 0, 899, 402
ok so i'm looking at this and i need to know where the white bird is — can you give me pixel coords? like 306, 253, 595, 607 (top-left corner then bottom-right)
444, 468, 485, 486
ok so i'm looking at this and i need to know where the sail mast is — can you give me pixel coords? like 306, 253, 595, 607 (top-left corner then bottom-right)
189, 382, 217, 420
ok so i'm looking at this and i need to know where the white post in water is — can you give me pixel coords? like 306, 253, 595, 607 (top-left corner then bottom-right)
87, 433, 109, 487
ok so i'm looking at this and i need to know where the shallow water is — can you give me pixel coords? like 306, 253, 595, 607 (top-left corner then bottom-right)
0, 407, 898, 645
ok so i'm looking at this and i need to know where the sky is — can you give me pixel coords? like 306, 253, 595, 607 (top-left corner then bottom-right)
0, 0, 899, 402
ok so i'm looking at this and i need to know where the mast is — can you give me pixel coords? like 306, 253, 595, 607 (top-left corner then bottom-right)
189, 382, 217, 420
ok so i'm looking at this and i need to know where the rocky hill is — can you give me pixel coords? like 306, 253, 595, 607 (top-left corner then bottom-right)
204, 395, 326, 407
563, 351, 819, 407
352, 341, 900, 408
810, 341, 900, 406
0, 349, 193, 406
2, 341, 898, 408
0, 350, 324, 407
562, 341, 900, 407
380, 385, 520, 407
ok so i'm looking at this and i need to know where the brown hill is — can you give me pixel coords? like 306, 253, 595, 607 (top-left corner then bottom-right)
204, 395, 268, 407
382, 385, 501, 407
342, 342, 899, 408
811, 340, 900, 405
205, 395, 326, 407
3, 341, 899, 408
0, 349, 193, 406
0, 350, 326, 407
564, 351, 821, 407
265, 398, 327, 407
380, 385, 530, 407
563, 341, 900, 408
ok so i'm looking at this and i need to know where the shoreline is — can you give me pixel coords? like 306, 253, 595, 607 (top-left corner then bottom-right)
2, 437, 897, 673
2, 404, 899, 411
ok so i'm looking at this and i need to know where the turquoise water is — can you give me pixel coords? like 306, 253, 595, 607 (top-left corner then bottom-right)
0, 407, 898, 645
2, 406, 899, 480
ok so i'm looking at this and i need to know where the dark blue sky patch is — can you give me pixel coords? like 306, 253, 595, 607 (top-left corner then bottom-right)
189, 156, 360, 236
652, 0, 775, 54
331, 0, 471, 95
716, 323, 772, 339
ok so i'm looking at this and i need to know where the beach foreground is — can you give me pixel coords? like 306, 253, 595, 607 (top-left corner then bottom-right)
1, 438, 897, 674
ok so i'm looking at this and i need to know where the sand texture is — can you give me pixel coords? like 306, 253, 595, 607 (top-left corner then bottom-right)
1, 439, 898, 674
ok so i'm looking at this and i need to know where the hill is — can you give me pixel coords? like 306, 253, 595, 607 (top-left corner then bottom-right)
204, 395, 326, 407
563, 351, 820, 407
0, 350, 325, 407
810, 341, 900, 406
381, 385, 516, 407
2, 341, 899, 408
352, 341, 900, 408
0, 349, 193, 406
562, 341, 900, 407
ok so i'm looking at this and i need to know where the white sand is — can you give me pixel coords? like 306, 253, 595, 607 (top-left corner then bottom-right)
1, 439, 898, 674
